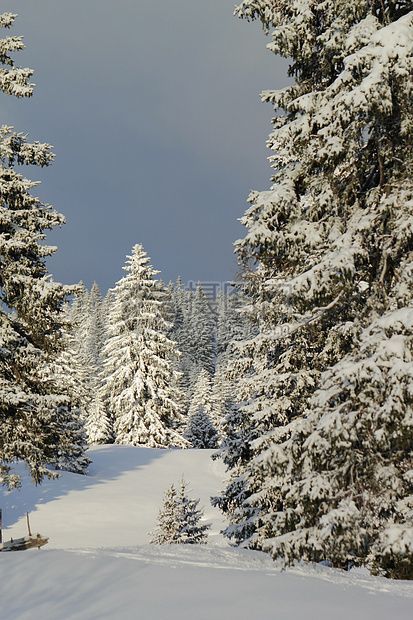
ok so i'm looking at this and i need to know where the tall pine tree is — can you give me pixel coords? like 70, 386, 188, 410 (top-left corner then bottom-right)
216, 1, 413, 578
0, 12, 88, 488
101, 244, 188, 448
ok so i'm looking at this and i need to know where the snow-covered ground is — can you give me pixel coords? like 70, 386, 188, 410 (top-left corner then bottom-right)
1, 445, 412, 619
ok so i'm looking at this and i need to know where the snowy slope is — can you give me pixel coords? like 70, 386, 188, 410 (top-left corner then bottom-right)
0, 446, 226, 550
0, 445, 413, 620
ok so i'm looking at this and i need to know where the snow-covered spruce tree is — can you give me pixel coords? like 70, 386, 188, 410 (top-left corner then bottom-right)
161, 279, 189, 413
101, 244, 188, 448
186, 283, 216, 382
167, 280, 216, 400
149, 481, 180, 544
185, 369, 219, 448
215, 2, 413, 577
40, 321, 90, 473
211, 328, 279, 544
213, 291, 257, 440
84, 391, 112, 445
0, 12, 89, 488
67, 283, 89, 358
56, 296, 112, 447
149, 478, 210, 544
67, 283, 106, 390
185, 370, 221, 448
169, 277, 186, 332
71, 282, 113, 443
216, 290, 254, 357
59, 299, 92, 412
185, 402, 218, 449
83, 282, 107, 372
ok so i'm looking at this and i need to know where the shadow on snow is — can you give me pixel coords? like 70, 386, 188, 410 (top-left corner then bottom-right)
0, 444, 170, 531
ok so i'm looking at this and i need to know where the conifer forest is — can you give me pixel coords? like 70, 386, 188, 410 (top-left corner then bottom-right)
1, 1, 413, 599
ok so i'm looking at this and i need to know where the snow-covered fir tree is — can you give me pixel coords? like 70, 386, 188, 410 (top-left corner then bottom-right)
162, 278, 189, 411
215, 1, 413, 578
163, 280, 177, 333
84, 392, 112, 445
211, 291, 260, 531
170, 280, 216, 398
188, 283, 216, 378
0, 12, 88, 487
211, 332, 266, 544
57, 290, 113, 446
149, 478, 210, 544
184, 402, 218, 449
67, 283, 89, 358
149, 481, 180, 544
184, 369, 220, 448
62, 285, 92, 413
40, 321, 90, 473
101, 244, 188, 448
75, 282, 112, 443
84, 282, 106, 371
68, 282, 107, 386
213, 291, 257, 438
168, 278, 186, 332
216, 290, 253, 357
55, 304, 90, 409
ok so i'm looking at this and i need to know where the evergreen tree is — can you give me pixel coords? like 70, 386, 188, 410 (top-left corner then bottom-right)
68, 283, 89, 359
41, 320, 90, 473
211, 336, 266, 544
213, 291, 257, 440
84, 392, 112, 445
149, 478, 210, 544
67, 282, 106, 393
149, 481, 180, 544
58, 296, 113, 448
59, 300, 93, 412
0, 12, 87, 488
62, 284, 94, 416
216, 291, 253, 356
216, 1, 413, 577
171, 282, 215, 397
211, 291, 261, 537
163, 279, 189, 413
171, 276, 188, 331
51, 404, 90, 475
185, 402, 217, 448
185, 369, 220, 447
101, 244, 188, 448
184, 373, 220, 449
84, 282, 106, 372
188, 283, 216, 378
74, 282, 113, 443
164, 280, 179, 332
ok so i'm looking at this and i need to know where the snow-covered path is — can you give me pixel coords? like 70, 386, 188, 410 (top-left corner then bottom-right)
0, 446, 412, 619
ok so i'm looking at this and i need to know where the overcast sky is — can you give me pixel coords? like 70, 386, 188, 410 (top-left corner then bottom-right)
2, 1, 290, 294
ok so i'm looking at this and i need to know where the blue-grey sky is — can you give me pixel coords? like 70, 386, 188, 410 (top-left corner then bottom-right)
2, 1, 290, 294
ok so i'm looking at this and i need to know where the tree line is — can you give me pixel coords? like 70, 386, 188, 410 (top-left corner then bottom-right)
62, 249, 252, 450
